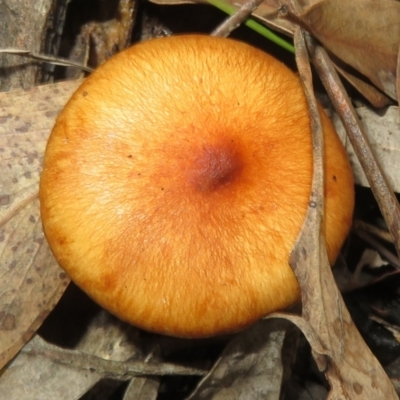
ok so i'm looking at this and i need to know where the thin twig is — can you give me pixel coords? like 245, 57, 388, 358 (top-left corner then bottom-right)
306, 38, 400, 258
0, 49, 93, 73
353, 226, 400, 270
353, 220, 393, 244
22, 336, 207, 379
207, 0, 294, 52
212, 0, 265, 37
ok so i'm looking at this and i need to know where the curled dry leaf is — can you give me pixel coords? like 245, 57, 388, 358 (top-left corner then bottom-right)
309, 35, 400, 258
124, 377, 160, 400
288, 29, 398, 398
0, 312, 155, 399
0, 81, 81, 369
187, 319, 290, 400
147, 0, 322, 36
149, 0, 398, 107
281, 0, 400, 105
1, 335, 104, 400
333, 106, 400, 193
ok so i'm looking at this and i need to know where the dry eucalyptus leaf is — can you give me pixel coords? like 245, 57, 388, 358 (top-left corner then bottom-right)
0, 80, 81, 369
333, 62, 393, 109
283, 0, 400, 102
1, 311, 204, 399
289, 29, 398, 398
356, 248, 389, 271
124, 377, 160, 400
0, 312, 144, 399
148, 0, 322, 36
333, 106, 400, 192
187, 319, 290, 400
306, 30, 400, 259
0, 337, 103, 400
149, 0, 397, 107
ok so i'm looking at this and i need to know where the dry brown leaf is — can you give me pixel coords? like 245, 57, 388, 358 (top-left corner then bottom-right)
124, 376, 160, 400
333, 106, 400, 192
1, 311, 203, 399
0, 80, 81, 369
1, 336, 103, 400
288, 29, 398, 399
333, 62, 392, 109
308, 33, 400, 257
148, 0, 322, 36
282, 0, 400, 102
149, 0, 398, 107
187, 319, 290, 400
0, 312, 145, 399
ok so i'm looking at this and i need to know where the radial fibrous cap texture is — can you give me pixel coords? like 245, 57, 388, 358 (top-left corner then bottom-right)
40, 35, 354, 338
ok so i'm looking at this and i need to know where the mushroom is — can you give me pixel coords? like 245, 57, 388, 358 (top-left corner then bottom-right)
40, 35, 354, 338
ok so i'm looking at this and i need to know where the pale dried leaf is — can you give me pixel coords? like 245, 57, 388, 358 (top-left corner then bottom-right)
334, 63, 393, 109
333, 106, 400, 192
292, 0, 400, 101
290, 29, 398, 398
0, 313, 144, 399
308, 33, 400, 262
267, 312, 327, 369
357, 248, 389, 270
0, 80, 81, 369
148, 0, 322, 36
1, 312, 204, 399
0, 339, 102, 400
187, 319, 289, 400
124, 377, 160, 400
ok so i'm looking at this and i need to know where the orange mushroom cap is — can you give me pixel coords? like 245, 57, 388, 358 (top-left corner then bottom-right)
40, 35, 354, 338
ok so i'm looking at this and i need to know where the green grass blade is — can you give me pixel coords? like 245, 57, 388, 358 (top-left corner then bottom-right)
207, 0, 295, 53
